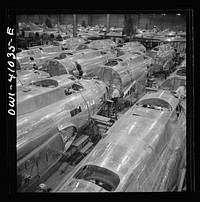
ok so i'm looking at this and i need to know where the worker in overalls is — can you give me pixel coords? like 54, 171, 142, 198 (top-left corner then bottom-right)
111, 86, 120, 120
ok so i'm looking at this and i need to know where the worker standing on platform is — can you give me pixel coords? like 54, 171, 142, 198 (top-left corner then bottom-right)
75, 61, 83, 79
111, 86, 120, 120
174, 84, 186, 99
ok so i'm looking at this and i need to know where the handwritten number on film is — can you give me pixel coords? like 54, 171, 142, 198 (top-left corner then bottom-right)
7, 27, 15, 115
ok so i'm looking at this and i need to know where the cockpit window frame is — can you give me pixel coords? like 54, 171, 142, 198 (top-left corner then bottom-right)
63, 82, 84, 96
73, 164, 120, 191
137, 98, 172, 111
104, 60, 119, 67
152, 47, 160, 52
30, 79, 59, 88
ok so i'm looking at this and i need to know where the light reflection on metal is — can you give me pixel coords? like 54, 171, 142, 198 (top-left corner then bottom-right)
17, 69, 50, 87
127, 122, 136, 135
147, 44, 175, 73
54, 90, 186, 192
86, 53, 153, 98
39, 48, 116, 77
17, 74, 108, 192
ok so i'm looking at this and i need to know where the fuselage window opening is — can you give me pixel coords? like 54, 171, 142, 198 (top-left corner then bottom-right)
137, 99, 172, 111
70, 109, 75, 117
64, 86, 75, 96
78, 106, 82, 113
64, 83, 84, 96
105, 60, 118, 66
176, 104, 182, 118
140, 104, 164, 111
64, 86, 76, 96
55, 53, 67, 60
117, 44, 123, 48
66, 53, 73, 56
100, 51, 107, 55
73, 165, 120, 191
70, 106, 82, 117
72, 83, 84, 91
31, 79, 59, 88
153, 47, 159, 52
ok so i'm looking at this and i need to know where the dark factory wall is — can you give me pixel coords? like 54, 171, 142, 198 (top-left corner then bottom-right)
110, 14, 125, 28
63, 14, 73, 25
137, 14, 150, 29
77, 14, 89, 26
90, 14, 107, 26
17, 13, 186, 30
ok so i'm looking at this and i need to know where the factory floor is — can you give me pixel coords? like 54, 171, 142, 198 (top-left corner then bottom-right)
45, 164, 75, 192
34, 71, 169, 192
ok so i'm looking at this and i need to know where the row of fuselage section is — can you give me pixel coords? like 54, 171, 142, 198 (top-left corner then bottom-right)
17, 41, 183, 192
53, 60, 186, 192
16, 39, 143, 71
52, 89, 186, 192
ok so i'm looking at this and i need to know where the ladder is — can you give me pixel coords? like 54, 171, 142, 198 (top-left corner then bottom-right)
90, 114, 114, 138
70, 138, 94, 166
64, 134, 90, 163
105, 99, 118, 120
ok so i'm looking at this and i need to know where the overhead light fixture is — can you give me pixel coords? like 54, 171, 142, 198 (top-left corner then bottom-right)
176, 13, 181, 16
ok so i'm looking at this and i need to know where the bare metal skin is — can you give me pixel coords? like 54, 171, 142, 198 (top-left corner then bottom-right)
17, 74, 108, 191
54, 90, 186, 192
